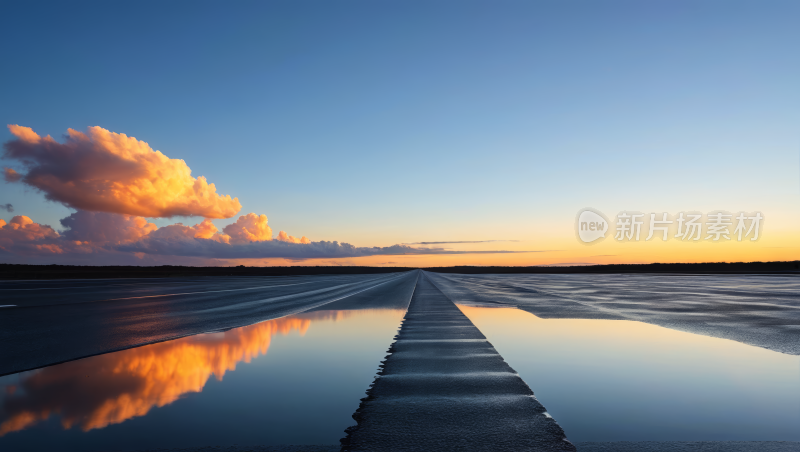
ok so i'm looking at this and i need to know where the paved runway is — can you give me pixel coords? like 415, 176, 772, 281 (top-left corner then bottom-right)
4, 270, 800, 451
342, 273, 575, 451
0, 272, 415, 376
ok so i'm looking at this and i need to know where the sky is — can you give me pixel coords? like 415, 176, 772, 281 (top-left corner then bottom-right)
1, 0, 799, 267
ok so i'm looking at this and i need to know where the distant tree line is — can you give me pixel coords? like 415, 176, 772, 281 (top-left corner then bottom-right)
0, 264, 415, 280
1, 261, 799, 280
424, 261, 800, 274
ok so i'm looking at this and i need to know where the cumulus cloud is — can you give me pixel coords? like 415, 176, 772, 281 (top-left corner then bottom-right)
0, 215, 59, 241
223, 213, 273, 244
2, 125, 241, 218
0, 213, 228, 264
0, 211, 537, 264
192, 219, 219, 240
0, 215, 63, 255
60, 211, 157, 244
219, 213, 309, 244
0, 203, 12, 212
0, 124, 535, 265
276, 230, 310, 244
147, 220, 230, 244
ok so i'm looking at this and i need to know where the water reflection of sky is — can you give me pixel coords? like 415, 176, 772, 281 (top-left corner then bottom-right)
457, 305, 800, 442
0, 308, 405, 452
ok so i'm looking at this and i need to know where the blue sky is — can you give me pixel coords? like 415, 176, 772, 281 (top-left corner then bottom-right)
1, 0, 798, 264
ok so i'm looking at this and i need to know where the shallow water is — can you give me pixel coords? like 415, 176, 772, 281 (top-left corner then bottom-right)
457, 305, 800, 443
0, 307, 405, 451
428, 272, 800, 355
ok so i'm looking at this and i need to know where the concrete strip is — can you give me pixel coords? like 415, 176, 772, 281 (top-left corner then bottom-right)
342, 272, 576, 451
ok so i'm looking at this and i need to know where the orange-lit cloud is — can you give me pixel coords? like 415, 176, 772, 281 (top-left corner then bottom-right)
0, 211, 541, 263
0, 312, 352, 436
2, 125, 241, 218
0, 215, 59, 249
145, 220, 231, 244
192, 219, 219, 239
2, 167, 21, 182
276, 230, 311, 244
223, 213, 273, 243
60, 211, 157, 244
0, 216, 63, 256
6, 124, 40, 143
0, 216, 59, 241
0, 212, 208, 263
33, 244, 63, 254
0, 125, 547, 265
0, 216, 89, 257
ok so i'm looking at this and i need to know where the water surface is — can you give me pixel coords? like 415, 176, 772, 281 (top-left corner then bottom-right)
458, 305, 800, 442
429, 272, 800, 355
0, 307, 405, 451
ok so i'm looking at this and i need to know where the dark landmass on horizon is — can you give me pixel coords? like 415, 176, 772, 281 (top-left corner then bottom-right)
0, 264, 414, 280
427, 261, 800, 275
1, 260, 799, 279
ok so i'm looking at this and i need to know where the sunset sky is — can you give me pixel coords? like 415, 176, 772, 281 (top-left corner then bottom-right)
1, 0, 799, 267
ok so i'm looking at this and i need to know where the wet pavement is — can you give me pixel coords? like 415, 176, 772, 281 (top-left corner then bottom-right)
2, 270, 800, 451
0, 273, 411, 376
0, 276, 415, 451
342, 273, 575, 451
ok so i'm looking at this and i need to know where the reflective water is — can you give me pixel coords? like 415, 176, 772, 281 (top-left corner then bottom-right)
429, 273, 800, 355
458, 305, 800, 443
0, 307, 406, 451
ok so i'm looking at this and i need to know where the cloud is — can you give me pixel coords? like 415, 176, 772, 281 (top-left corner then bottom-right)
276, 230, 310, 244
0, 216, 63, 255
0, 124, 539, 265
3, 125, 241, 218
3, 168, 21, 183
60, 211, 157, 244
0, 211, 540, 264
147, 220, 230, 244
404, 240, 520, 245
220, 213, 309, 244
0, 203, 12, 212
223, 213, 273, 243
0, 216, 59, 242
118, 235, 537, 260
0, 212, 232, 262
192, 219, 220, 240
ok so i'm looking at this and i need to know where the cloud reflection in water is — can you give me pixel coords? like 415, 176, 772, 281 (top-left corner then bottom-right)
0, 310, 351, 436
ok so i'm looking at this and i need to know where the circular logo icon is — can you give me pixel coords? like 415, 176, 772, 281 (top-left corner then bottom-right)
575, 208, 609, 244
